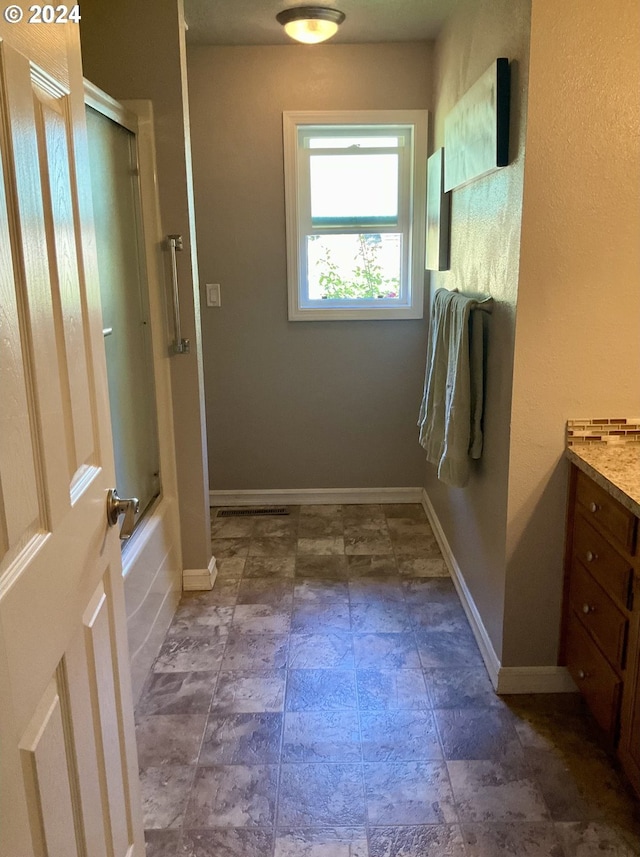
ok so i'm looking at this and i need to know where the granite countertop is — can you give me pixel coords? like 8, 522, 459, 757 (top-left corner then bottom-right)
566, 443, 640, 518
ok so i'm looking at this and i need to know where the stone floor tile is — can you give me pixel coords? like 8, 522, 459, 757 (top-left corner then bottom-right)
180, 829, 274, 857
214, 557, 247, 579
182, 578, 240, 606
353, 633, 421, 670
252, 517, 299, 538
348, 578, 405, 602
136, 671, 216, 716
425, 667, 501, 709
346, 555, 399, 578
386, 518, 435, 539
243, 556, 296, 578
199, 713, 282, 764
167, 604, 233, 638
356, 668, 430, 711
363, 760, 457, 825
344, 533, 395, 556
350, 601, 412, 633
144, 829, 182, 857
136, 714, 207, 766
342, 503, 386, 522
435, 707, 524, 763
297, 537, 345, 555
369, 824, 466, 857
360, 710, 442, 761
408, 601, 469, 632
461, 822, 565, 856
211, 670, 286, 713
402, 578, 458, 604
289, 631, 354, 669
297, 516, 344, 538
285, 669, 358, 711
133, 504, 639, 856
554, 821, 640, 856
154, 636, 227, 673
274, 827, 368, 857
448, 760, 550, 823
211, 517, 256, 538
415, 628, 484, 668
299, 504, 342, 518
277, 763, 366, 827
211, 538, 250, 559
230, 604, 291, 635
236, 578, 294, 607
294, 555, 350, 580
248, 536, 297, 557
382, 503, 428, 520
185, 764, 278, 828
397, 557, 449, 577
221, 633, 288, 670
139, 766, 194, 829
282, 710, 361, 762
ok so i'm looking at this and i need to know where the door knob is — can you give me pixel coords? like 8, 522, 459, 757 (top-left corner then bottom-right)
106, 489, 140, 541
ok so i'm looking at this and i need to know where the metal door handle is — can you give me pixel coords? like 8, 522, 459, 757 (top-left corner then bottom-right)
106, 489, 140, 541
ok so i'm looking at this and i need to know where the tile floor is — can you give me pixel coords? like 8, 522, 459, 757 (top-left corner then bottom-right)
138, 503, 640, 856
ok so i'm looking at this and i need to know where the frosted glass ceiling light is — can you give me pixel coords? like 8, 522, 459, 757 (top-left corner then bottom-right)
276, 6, 346, 44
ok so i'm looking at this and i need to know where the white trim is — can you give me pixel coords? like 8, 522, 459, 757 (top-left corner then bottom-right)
496, 667, 576, 694
183, 556, 217, 591
421, 488, 576, 695
83, 79, 139, 133
210, 487, 423, 507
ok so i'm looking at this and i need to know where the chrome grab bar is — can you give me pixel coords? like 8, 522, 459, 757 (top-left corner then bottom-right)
166, 233, 190, 355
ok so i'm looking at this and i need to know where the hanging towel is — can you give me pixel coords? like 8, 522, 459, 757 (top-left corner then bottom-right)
418, 289, 487, 487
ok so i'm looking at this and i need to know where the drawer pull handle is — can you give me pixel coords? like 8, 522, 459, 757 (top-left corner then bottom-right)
578, 669, 590, 680
589, 502, 600, 514
585, 550, 597, 562
582, 603, 595, 614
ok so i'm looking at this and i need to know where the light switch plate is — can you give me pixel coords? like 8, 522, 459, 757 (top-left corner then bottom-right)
206, 283, 221, 307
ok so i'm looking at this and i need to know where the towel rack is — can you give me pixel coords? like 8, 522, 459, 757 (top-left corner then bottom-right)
451, 288, 493, 314
166, 233, 190, 355
474, 297, 494, 314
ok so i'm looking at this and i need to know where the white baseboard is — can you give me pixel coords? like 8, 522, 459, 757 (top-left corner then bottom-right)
421, 488, 576, 695
496, 666, 576, 694
210, 487, 423, 507
183, 555, 217, 591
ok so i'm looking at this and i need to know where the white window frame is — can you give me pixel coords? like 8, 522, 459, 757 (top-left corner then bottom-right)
283, 110, 428, 321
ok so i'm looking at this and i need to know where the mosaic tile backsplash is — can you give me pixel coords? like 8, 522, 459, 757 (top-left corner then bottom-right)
567, 418, 640, 446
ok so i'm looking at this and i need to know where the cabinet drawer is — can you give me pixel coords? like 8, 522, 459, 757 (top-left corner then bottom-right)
569, 562, 628, 671
572, 513, 633, 608
576, 469, 636, 552
566, 614, 622, 739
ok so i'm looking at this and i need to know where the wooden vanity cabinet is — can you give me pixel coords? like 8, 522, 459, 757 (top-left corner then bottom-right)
561, 464, 640, 797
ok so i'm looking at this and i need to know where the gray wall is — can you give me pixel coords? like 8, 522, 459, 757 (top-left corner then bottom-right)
187, 44, 433, 490
425, 0, 532, 658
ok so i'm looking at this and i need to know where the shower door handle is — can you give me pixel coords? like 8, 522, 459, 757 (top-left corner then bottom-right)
106, 489, 140, 541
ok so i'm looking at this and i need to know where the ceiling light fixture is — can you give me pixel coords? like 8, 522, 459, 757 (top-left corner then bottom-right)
276, 6, 346, 44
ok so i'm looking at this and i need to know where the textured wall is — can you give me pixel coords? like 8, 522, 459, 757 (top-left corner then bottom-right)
425, 0, 532, 656
503, 0, 640, 665
188, 44, 433, 490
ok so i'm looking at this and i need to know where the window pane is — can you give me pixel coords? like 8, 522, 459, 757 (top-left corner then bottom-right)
308, 136, 400, 148
306, 233, 402, 301
310, 154, 398, 224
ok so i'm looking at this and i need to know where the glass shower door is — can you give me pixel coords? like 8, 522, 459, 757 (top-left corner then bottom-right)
86, 104, 161, 532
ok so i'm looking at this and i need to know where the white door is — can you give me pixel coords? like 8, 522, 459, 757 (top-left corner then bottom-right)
0, 18, 144, 857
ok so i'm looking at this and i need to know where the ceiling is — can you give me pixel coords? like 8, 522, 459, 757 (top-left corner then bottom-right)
184, 0, 459, 46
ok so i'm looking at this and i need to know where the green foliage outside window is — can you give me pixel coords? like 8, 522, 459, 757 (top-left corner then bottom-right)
311, 234, 400, 300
